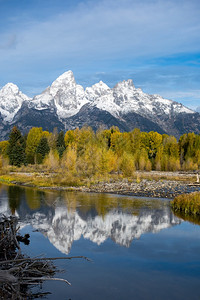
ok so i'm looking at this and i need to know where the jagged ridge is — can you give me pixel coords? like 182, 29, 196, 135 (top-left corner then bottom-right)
0, 70, 199, 139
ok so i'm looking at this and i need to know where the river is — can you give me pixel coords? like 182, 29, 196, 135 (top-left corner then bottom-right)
0, 184, 200, 299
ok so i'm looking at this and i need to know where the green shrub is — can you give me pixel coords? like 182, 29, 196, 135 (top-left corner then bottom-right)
171, 192, 200, 216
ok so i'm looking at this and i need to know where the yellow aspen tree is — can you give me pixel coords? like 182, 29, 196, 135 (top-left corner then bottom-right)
26, 127, 43, 164
61, 146, 77, 174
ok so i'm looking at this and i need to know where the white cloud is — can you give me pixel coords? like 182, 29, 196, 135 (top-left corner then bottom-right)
1, 0, 200, 62
0, 0, 199, 108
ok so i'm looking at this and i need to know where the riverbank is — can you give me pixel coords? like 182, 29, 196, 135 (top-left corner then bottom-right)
0, 170, 199, 199
81, 178, 200, 198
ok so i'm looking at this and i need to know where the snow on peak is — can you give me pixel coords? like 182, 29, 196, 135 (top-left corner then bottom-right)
2, 82, 19, 94
85, 80, 111, 103
0, 83, 30, 122
0, 70, 195, 123
97, 80, 110, 89
89, 81, 110, 92
31, 70, 87, 118
50, 70, 76, 95
55, 70, 74, 81
114, 79, 135, 91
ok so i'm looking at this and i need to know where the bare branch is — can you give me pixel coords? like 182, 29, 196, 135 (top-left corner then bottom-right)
0, 255, 91, 265
23, 276, 71, 286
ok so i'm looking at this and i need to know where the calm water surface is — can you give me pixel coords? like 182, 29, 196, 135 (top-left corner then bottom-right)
0, 184, 200, 300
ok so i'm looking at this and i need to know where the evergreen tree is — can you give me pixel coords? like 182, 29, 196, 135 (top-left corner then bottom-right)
36, 137, 50, 163
56, 131, 66, 158
7, 126, 26, 167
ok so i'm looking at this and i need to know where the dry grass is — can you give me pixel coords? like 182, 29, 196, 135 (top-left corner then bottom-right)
133, 171, 197, 182
0, 164, 197, 190
0, 169, 83, 188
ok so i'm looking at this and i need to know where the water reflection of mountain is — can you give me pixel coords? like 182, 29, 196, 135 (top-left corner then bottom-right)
0, 185, 181, 255
45, 206, 180, 254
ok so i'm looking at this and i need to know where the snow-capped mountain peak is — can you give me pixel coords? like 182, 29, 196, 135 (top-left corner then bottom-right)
31, 70, 196, 135
30, 70, 87, 118
1, 71, 195, 123
0, 83, 30, 122
53, 70, 74, 82
50, 70, 76, 96
85, 80, 111, 102
114, 79, 135, 91
2, 82, 20, 94
0, 70, 198, 139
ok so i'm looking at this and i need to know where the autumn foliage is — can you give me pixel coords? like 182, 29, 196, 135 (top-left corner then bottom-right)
0, 126, 199, 178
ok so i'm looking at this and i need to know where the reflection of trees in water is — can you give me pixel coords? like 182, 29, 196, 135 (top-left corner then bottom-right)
8, 186, 43, 213
173, 210, 200, 225
25, 189, 41, 210
2, 185, 180, 254
8, 186, 23, 215
61, 191, 168, 218
5, 181, 171, 219
7, 186, 50, 214
5, 183, 170, 221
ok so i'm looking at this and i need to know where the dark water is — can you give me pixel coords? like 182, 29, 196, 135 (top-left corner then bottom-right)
0, 184, 200, 300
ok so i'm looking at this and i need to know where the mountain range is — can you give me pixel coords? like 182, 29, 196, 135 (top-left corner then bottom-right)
0, 70, 199, 140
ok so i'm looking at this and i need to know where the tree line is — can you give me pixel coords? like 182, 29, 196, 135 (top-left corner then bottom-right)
0, 126, 199, 177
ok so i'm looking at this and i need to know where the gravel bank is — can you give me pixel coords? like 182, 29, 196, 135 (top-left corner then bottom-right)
3, 171, 200, 199
81, 179, 200, 199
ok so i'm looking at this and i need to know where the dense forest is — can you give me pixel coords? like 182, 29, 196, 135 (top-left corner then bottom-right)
0, 126, 199, 178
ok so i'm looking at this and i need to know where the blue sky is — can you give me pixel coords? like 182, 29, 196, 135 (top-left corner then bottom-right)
0, 0, 199, 109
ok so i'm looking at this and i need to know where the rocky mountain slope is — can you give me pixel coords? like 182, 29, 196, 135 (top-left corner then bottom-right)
0, 70, 199, 139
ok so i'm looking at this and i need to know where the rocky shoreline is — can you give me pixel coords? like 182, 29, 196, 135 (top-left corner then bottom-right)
2, 171, 200, 199
37, 178, 200, 199
80, 179, 200, 199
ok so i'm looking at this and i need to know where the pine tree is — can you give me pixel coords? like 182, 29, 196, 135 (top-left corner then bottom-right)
36, 137, 50, 164
7, 126, 26, 167
56, 131, 66, 158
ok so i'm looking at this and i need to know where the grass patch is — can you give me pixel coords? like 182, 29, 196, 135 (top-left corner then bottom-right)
0, 171, 84, 188
0, 165, 197, 191
171, 192, 200, 216
0, 175, 15, 184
